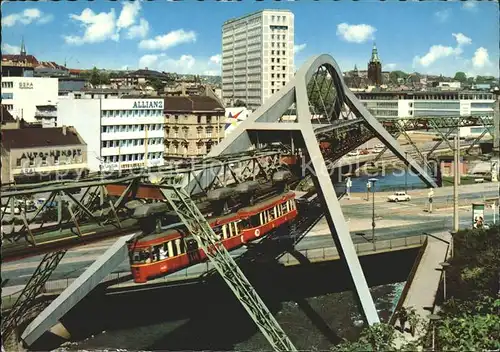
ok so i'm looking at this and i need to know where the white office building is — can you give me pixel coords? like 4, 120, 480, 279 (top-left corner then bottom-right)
356, 91, 495, 118
222, 9, 294, 110
1, 77, 58, 122
58, 98, 165, 172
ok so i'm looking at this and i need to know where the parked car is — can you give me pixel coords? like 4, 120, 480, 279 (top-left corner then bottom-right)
347, 150, 360, 157
387, 192, 411, 202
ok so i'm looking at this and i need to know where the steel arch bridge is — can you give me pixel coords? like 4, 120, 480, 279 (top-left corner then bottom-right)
9, 54, 440, 351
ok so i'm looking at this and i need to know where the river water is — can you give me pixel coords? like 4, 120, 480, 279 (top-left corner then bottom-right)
38, 246, 416, 352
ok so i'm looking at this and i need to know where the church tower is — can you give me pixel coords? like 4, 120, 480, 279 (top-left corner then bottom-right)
367, 43, 382, 86
20, 36, 27, 56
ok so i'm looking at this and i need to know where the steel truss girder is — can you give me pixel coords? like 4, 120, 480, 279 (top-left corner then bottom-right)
395, 120, 433, 172
1, 151, 286, 250
1, 250, 67, 341
159, 185, 297, 352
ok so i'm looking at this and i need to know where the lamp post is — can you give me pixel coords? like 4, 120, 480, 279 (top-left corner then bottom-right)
439, 261, 451, 301
405, 151, 408, 193
369, 178, 378, 250
429, 314, 442, 351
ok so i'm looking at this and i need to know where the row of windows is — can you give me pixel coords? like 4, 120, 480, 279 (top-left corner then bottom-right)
165, 115, 221, 124
414, 102, 460, 109
271, 50, 287, 56
470, 102, 494, 109
270, 65, 288, 71
1, 81, 14, 88
102, 153, 162, 164
414, 110, 459, 117
367, 109, 399, 117
101, 138, 163, 148
101, 124, 163, 133
270, 15, 288, 23
363, 102, 398, 109
102, 110, 163, 118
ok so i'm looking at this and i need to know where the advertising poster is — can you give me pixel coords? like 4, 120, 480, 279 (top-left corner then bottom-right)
472, 203, 485, 228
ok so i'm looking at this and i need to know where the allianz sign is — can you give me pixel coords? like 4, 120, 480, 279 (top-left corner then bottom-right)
132, 100, 164, 109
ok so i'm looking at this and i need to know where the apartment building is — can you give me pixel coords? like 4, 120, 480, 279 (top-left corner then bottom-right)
222, 9, 294, 110
164, 96, 225, 159
1, 77, 58, 122
58, 98, 165, 172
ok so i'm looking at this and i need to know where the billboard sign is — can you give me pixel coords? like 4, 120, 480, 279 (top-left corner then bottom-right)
472, 203, 485, 228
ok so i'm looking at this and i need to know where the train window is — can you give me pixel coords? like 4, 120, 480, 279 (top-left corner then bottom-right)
259, 213, 264, 225
159, 244, 169, 260
281, 202, 287, 214
186, 238, 198, 252
249, 215, 260, 227
167, 241, 174, 257
234, 221, 240, 235
175, 239, 182, 255
171, 241, 178, 257
222, 224, 228, 239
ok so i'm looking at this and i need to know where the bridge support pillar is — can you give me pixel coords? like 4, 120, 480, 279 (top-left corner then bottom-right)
21, 233, 136, 347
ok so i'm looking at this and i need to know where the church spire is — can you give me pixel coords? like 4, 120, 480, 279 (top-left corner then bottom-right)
20, 36, 26, 56
370, 42, 380, 63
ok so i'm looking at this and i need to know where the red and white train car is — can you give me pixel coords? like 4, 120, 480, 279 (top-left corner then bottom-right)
128, 191, 298, 283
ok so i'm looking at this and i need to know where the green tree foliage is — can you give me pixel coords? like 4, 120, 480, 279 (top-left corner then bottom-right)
332, 226, 500, 352
147, 77, 166, 93
89, 67, 101, 87
389, 70, 408, 85
453, 72, 467, 82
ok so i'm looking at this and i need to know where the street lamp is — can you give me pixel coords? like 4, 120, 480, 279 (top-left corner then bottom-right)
429, 313, 442, 351
440, 261, 451, 301
405, 151, 408, 193
369, 177, 378, 250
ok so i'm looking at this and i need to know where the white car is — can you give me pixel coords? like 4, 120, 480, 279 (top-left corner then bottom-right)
387, 192, 411, 202
347, 150, 360, 157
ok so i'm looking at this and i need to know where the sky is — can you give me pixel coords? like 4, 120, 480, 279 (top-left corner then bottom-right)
1, 0, 498, 78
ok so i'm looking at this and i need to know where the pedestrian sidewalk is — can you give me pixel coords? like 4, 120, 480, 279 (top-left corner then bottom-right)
393, 231, 451, 348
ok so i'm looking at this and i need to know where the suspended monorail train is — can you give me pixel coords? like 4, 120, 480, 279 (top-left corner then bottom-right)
127, 191, 298, 283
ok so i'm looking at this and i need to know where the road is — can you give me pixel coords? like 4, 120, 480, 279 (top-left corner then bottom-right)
2, 182, 498, 292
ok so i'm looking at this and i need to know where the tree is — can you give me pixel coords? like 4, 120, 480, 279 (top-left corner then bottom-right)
89, 67, 101, 87
100, 71, 110, 85
234, 99, 246, 107
389, 70, 408, 85
147, 77, 166, 93
453, 72, 467, 83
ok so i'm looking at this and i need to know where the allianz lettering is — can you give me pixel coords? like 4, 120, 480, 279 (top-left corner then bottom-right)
132, 100, 164, 109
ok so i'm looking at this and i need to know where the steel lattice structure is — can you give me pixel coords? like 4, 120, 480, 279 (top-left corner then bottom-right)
161, 185, 297, 351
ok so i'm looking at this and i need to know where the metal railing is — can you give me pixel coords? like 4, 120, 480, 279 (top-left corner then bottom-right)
280, 234, 426, 266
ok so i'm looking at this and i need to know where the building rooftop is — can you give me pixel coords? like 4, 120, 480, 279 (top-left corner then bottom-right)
1, 106, 16, 124
1, 127, 84, 150
164, 96, 224, 112
224, 9, 292, 25
2, 54, 39, 66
